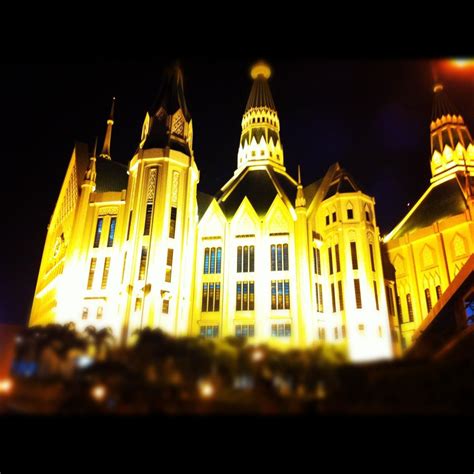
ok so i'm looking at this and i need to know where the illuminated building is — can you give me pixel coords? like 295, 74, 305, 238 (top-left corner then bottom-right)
30, 61, 395, 362
385, 83, 474, 350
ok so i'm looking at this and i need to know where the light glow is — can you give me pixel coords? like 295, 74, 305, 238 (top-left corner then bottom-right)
0, 378, 13, 394
91, 384, 107, 401
198, 380, 215, 399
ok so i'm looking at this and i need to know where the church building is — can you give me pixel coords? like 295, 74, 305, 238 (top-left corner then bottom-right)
30, 61, 417, 362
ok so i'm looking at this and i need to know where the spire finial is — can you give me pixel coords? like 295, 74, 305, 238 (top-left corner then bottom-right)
297, 164, 302, 185
93, 136, 98, 158
100, 98, 115, 160
108, 97, 116, 123
251, 61, 272, 80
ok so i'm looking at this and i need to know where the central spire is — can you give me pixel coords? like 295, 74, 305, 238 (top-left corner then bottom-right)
237, 61, 284, 171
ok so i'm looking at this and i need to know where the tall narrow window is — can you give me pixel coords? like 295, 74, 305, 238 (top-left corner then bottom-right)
318, 284, 324, 312
143, 203, 153, 235
139, 246, 148, 280
406, 294, 414, 322
283, 244, 289, 270
436, 285, 442, 301
202, 283, 208, 312
96, 306, 103, 320
162, 300, 169, 314
93, 218, 103, 248
425, 288, 432, 313
271, 281, 277, 309
277, 245, 283, 271
369, 243, 376, 272
210, 248, 216, 274
204, 248, 210, 274
126, 210, 133, 241
315, 283, 319, 312
328, 247, 333, 275
396, 295, 403, 319
215, 283, 221, 311
284, 280, 290, 309
331, 283, 336, 313
208, 283, 215, 312
82, 307, 89, 320
332, 211, 337, 223
165, 249, 173, 282
354, 279, 362, 309
216, 248, 222, 274
243, 282, 248, 309
271, 245, 276, 271
236, 282, 242, 310
107, 217, 117, 247
365, 209, 371, 221
87, 258, 96, 289
249, 246, 254, 272
338, 280, 344, 311
350, 242, 358, 270
237, 246, 243, 273
249, 282, 255, 310
135, 298, 142, 312
325, 215, 330, 226
385, 285, 394, 316
347, 208, 354, 220
169, 206, 177, 238
101, 257, 110, 289
374, 281, 379, 310
316, 248, 321, 274
243, 246, 249, 273
335, 244, 340, 272
277, 281, 283, 309
121, 252, 127, 284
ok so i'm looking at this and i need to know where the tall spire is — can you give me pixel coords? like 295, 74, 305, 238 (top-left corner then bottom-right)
237, 61, 284, 171
140, 63, 193, 155
430, 82, 474, 182
295, 164, 306, 208
99, 97, 115, 160
84, 137, 97, 186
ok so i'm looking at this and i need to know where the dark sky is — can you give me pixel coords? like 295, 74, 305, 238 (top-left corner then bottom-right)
1, 58, 473, 327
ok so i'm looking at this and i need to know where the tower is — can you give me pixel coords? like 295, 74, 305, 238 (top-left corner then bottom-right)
120, 64, 199, 342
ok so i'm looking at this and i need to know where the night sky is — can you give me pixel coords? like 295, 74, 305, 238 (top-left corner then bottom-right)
1, 59, 473, 327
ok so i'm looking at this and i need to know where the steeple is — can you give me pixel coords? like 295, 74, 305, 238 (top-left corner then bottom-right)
139, 63, 193, 156
430, 82, 474, 183
295, 165, 306, 208
237, 61, 284, 171
84, 138, 97, 187
99, 97, 115, 160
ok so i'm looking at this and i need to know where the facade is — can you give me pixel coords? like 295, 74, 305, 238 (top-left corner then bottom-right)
30, 62, 396, 362
385, 83, 474, 350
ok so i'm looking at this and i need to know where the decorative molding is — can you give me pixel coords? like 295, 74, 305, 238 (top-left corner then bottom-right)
147, 168, 158, 202
172, 171, 180, 204
98, 207, 119, 216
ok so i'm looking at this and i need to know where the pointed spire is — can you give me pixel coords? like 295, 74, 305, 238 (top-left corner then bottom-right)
140, 63, 193, 154
246, 61, 276, 112
84, 138, 97, 185
296, 164, 306, 208
238, 60, 284, 170
430, 82, 473, 154
100, 97, 115, 160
